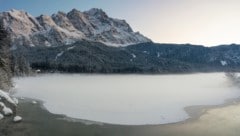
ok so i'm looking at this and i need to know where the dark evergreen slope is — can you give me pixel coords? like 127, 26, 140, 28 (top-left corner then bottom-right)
12, 41, 240, 74
0, 23, 12, 90
127, 43, 240, 72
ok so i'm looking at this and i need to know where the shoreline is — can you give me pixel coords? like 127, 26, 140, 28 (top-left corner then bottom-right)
31, 95, 240, 126
184, 96, 240, 122
51, 95, 240, 126
2, 96, 240, 136
13, 89, 240, 126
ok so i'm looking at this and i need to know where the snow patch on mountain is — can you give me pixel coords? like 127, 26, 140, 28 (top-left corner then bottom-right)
67, 46, 75, 50
157, 52, 160, 58
55, 51, 64, 60
131, 53, 136, 58
220, 60, 227, 66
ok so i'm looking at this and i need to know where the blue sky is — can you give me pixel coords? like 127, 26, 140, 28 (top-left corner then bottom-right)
1, 0, 240, 46
0, 0, 151, 16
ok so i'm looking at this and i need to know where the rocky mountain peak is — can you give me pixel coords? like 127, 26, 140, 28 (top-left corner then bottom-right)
37, 15, 56, 29
9, 9, 26, 17
0, 8, 151, 47
54, 11, 67, 16
85, 8, 108, 18
69, 8, 81, 14
67, 9, 94, 36
52, 11, 79, 33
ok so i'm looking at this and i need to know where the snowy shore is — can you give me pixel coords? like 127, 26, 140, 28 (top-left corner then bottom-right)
0, 89, 22, 122
3, 97, 240, 136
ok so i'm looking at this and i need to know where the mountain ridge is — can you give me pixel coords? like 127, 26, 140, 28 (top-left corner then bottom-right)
1, 8, 240, 74
0, 8, 151, 47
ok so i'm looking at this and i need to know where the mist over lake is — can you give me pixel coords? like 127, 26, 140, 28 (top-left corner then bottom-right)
13, 73, 240, 125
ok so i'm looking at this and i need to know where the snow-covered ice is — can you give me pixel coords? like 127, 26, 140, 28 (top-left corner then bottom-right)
14, 73, 240, 125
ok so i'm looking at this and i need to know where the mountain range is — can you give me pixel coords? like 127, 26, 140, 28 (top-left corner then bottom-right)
1, 8, 240, 74
0, 8, 151, 48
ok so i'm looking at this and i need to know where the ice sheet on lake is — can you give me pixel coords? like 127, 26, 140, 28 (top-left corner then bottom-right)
13, 73, 240, 125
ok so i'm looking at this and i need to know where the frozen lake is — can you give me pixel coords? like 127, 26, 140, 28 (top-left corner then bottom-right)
13, 73, 240, 125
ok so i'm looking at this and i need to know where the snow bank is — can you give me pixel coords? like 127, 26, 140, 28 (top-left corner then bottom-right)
0, 102, 4, 107
13, 98, 18, 104
2, 106, 13, 115
0, 102, 13, 115
0, 113, 4, 120
0, 102, 13, 116
0, 90, 17, 106
13, 116, 22, 122
0, 89, 20, 120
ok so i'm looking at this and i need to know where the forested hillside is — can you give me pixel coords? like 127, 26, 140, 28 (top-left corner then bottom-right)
12, 41, 240, 74
0, 23, 12, 90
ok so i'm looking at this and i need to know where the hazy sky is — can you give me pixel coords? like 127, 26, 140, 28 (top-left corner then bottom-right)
0, 0, 240, 46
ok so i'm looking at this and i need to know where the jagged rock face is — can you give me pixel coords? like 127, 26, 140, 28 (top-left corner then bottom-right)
36, 14, 84, 46
83, 8, 149, 45
0, 9, 43, 47
67, 9, 94, 36
52, 11, 83, 35
37, 15, 56, 29
0, 8, 151, 47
